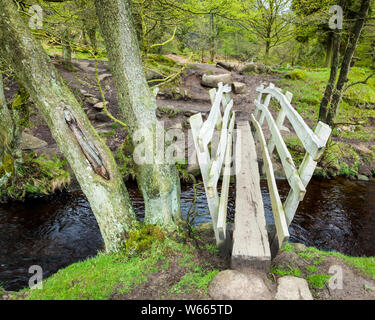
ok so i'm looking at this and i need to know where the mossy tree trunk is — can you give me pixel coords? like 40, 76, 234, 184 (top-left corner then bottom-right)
0, 0, 137, 252
94, 0, 182, 228
325, 0, 371, 126
319, 27, 342, 122
0, 66, 22, 200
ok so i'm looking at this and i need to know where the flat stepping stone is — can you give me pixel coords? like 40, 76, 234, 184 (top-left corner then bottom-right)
275, 276, 313, 300
201, 74, 231, 88
209, 270, 273, 300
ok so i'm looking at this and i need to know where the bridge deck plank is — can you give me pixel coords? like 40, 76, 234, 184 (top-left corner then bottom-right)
231, 121, 271, 272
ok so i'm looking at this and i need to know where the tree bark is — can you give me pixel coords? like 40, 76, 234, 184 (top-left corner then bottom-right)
325, 34, 334, 68
326, 0, 371, 126
0, 0, 137, 252
318, 29, 342, 122
62, 28, 73, 69
94, 0, 182, 227
0, 67, 21, 199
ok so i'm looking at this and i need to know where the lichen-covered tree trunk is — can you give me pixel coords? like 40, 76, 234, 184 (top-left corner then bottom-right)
326, 0, 371, 126
94, 0, 182, 228
319, 27, 342, 122
0, 0, 137, 252
0, 66, 22, 199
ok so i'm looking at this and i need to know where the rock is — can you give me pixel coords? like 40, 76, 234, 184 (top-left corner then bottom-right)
168, 122, 183, 130
201, 74, 232, 88
182, 119, 191, 129
95, 112, 110, 122
231, 82, 246, 94
240, 62, 273, 75
21, 132, 48, 150
86, 97, 100, 105
184, 110, 198, 117
83, 92, 96, 98
280, 125, 290, 133
216, 61, 237, 71
208, 270, 273, 300
239, 63, 256, 74
275, 276, 313, 300
87, 109, 97, 121
93, 101, 109, 110
292, 242, 307, 253
358, 174, 370, 181
145, 68, 165, 81
98, 73, 112, 82
353, 144, 372, 154
80, 89, 87, 95
156, 109, 164, 118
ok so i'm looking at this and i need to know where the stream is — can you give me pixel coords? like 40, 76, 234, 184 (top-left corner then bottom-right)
0, 177, 374, 291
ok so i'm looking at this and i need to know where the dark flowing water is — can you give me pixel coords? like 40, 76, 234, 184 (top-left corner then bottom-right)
0, 178, 374, 290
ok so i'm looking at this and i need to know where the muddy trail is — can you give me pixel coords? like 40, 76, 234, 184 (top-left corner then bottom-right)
2, 57, 281, 157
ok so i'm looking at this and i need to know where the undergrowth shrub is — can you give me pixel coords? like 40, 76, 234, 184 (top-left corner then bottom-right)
284, 69, 307, 80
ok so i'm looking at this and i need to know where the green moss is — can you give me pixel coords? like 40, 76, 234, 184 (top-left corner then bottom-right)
157, 106, 183, 118
1, 152, 70, 201
147, 54, 176, 68
0, 154, 14, 176
125, 224, 166, 256
320, 141, 362, 177
284, 69, 307, 80
115, 136, 136, 181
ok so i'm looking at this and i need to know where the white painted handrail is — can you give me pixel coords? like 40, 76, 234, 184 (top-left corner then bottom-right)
256, 85, 326, 161
252, 83, 332, 249
190, 82, 234, 248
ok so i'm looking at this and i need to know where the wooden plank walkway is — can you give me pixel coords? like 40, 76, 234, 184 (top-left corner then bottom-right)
231, 121, 271, 272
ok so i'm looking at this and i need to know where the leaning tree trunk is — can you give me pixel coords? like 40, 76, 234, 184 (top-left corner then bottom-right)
0, 66, 22, 200
94, 0, 182, 228
319, 28, 342, 122
326, 0, 371, 126
0, 0, 137, 252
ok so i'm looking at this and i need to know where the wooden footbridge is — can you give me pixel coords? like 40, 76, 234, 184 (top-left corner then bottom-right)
189, 82, 331, 273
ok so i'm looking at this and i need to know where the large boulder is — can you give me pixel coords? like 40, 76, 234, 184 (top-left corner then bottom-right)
86, 96, 100, 105
240, 62, 273, 75
21, 132, 48, 150
208, 270, 273, 300
201, 73, 232, 88
231, 82, 246, 94
145, 68, 165, 81
275, 276, 313, 300
216, 61, 237, 71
